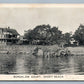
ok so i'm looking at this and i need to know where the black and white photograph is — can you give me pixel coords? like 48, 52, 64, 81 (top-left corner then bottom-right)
0, 4, 84, 81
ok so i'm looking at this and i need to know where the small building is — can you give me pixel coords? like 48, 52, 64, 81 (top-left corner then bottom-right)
70, 38, 79, 46
17, 36, 29, 45
30, 40, 49, 45
0, 27, 19, 45
31, 40, 40, 45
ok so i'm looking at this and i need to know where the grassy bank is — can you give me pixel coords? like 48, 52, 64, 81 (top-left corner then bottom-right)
68, 47, 84, 55
0, 45, 84, 56
0, 45, 59, 54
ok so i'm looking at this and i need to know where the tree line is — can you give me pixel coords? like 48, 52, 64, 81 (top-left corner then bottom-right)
23, 24, 84, 46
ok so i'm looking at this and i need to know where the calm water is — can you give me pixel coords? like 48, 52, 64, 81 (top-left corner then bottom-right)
0, 53, 84, 75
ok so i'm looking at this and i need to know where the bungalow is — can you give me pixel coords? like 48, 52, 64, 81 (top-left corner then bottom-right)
17, 36, 29, 45
70, 38, 79, 46
0, 27, 19, 45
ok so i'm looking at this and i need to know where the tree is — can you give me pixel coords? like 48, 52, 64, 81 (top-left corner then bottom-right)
73, 24, 84, 45
64, 32, 71, 44
24, 24, 63, 45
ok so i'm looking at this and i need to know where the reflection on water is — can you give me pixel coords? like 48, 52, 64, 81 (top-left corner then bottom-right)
0, 54, 84, 75
0, 54, 16, 74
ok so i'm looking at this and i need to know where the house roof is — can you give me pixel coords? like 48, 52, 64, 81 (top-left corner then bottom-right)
0, 28, 19, 35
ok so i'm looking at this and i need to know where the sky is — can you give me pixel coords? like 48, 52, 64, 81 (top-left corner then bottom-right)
0, 5, 84, 35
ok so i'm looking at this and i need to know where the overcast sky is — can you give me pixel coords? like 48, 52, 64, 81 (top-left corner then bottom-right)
0, 6, 84, 35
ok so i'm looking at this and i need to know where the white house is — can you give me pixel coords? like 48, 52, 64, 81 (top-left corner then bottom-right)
70, 38, 79, 46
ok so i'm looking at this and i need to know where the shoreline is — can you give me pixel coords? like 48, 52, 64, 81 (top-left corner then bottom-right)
0, 45, 83, 56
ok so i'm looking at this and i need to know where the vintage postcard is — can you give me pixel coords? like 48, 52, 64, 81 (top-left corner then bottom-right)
0, 4, 84, 81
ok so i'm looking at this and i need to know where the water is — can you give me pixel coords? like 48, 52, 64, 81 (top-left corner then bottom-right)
0, 53, 84, 75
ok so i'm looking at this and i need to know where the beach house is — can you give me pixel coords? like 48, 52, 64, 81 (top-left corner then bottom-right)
0, 27, 19, 45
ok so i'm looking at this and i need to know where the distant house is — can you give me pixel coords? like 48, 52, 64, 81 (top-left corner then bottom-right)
30, 39, 51, 45
0, 27, 19, 45
30, 40, 40, 45
17, 36, 29, 45
70, 38, 79, 46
